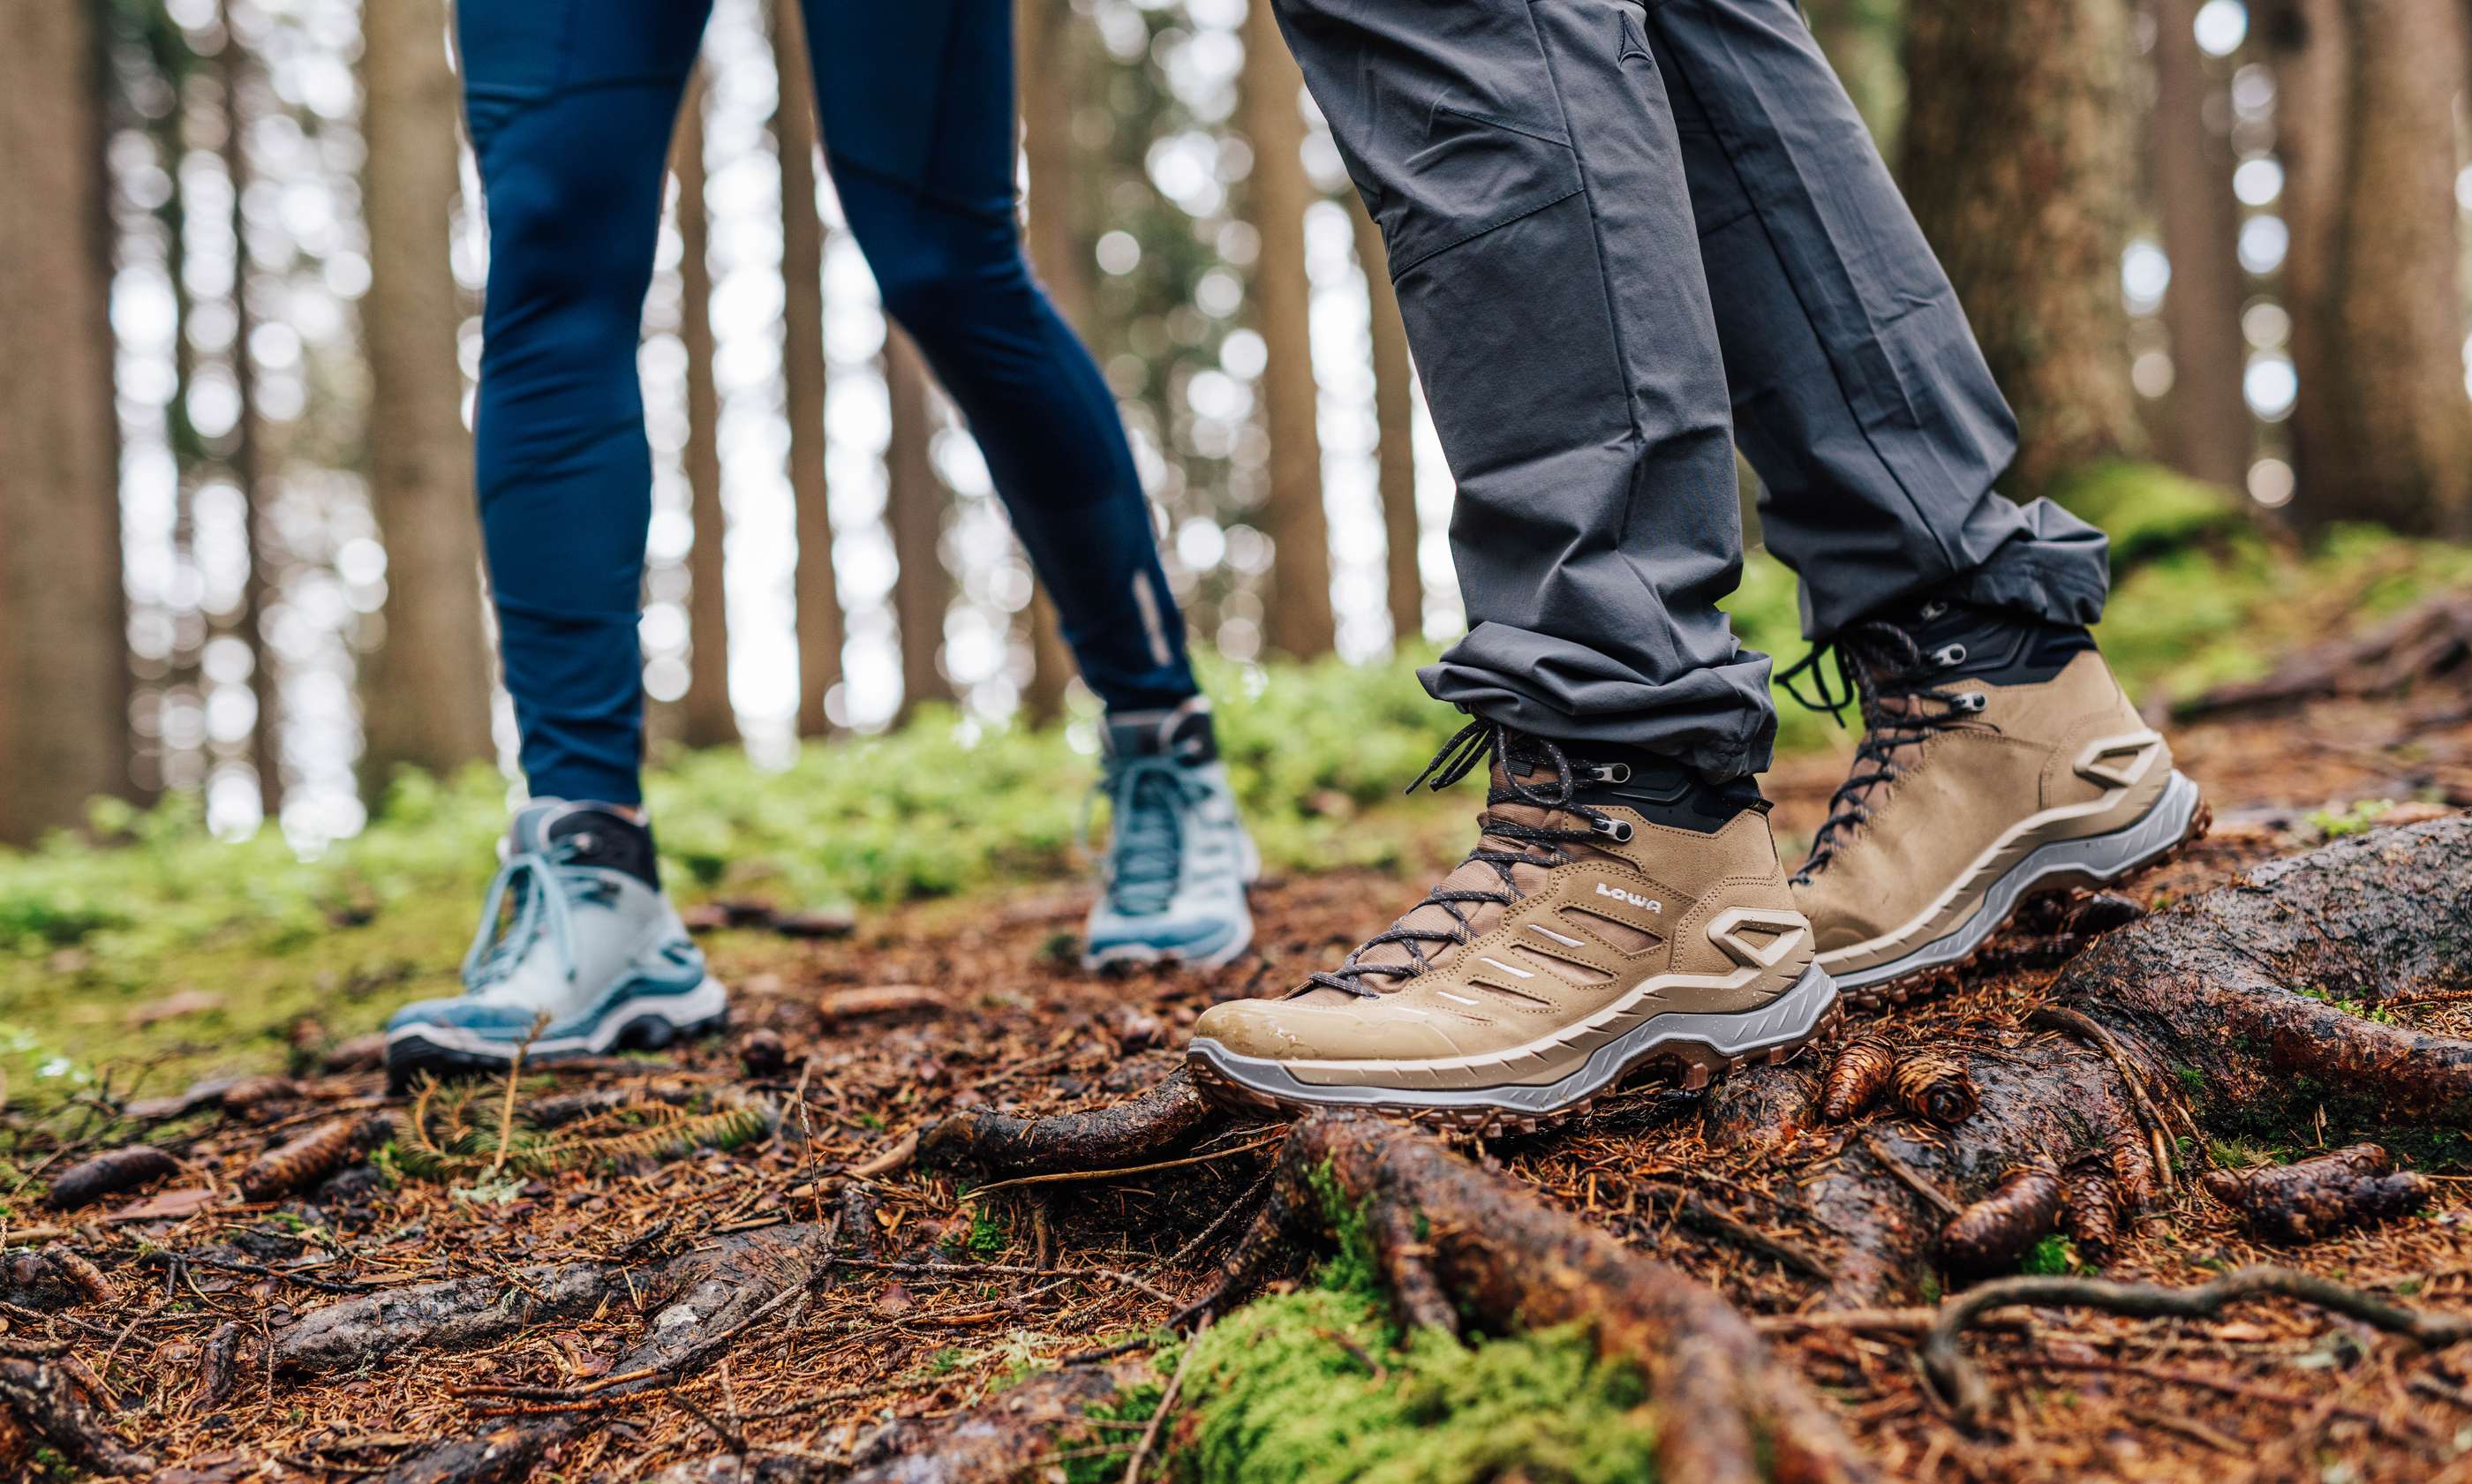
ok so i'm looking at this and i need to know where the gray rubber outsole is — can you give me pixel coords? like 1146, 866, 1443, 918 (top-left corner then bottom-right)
385, 977, 729, 1088
1187, 960, 1841, 1126
1828, 769, 2207, 995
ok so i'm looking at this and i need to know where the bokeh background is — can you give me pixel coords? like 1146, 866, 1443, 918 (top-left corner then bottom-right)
0, 0, 2467, 855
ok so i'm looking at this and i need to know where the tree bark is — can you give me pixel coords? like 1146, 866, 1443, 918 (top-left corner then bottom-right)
1014, 0, 1093, 726
776, 0, 841, 741
359, 0, 495, 793
2267, 0, 2472, 533
0, 0, 130, 843
1902, 0, 2145, 499
2149, 0, 2252, 490
886, 328, 953, 721
1348, 197, 1422, 652
218, 14, 283, 816
1240, 0, 1336, 659
675, 73, 737, 750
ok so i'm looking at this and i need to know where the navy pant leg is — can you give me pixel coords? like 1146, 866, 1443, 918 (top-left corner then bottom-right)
803, 0, 1200, 715
1643, 0, 2111, 640
460, 0, 712, 805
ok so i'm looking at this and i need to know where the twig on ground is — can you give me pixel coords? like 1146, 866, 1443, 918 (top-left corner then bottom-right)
1922, 1265, 2472, 1428
967, 1134, 1283, 1196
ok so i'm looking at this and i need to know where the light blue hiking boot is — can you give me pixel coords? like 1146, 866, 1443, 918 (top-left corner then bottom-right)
385, 801, 727, 1088
1084, 701, 1258, 970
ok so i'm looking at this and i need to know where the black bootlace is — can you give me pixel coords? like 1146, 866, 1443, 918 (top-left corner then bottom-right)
1779, 619, 1992, 885
1307, 719, 1624, 999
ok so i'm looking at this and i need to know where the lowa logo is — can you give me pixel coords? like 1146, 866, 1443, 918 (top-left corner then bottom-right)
1594, 882, 1662, 913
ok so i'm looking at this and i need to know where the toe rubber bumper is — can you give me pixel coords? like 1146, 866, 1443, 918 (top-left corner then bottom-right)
385, 976, 729, 1089
1185, 960, 1840, 1123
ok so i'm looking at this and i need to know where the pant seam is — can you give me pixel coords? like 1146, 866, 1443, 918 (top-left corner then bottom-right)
1385, 184, 1586, 277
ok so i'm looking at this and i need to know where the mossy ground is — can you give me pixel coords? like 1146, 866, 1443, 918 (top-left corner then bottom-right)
4, 517, 2467, 1112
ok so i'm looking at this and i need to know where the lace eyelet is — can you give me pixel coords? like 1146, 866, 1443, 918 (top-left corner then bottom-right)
1920, 599, 1948, 620
1953, 691, 1988, 713
1584, 762, 1632, 784
1929, 643, 1968, 667
1593, 817, 1635, 843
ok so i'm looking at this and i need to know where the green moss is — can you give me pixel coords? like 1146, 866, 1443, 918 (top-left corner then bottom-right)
1175, 1284, 1658, 1484
2019, 1235, 2084, 1277
2307, 799, 2395, 840
2048, 461, 2247, 569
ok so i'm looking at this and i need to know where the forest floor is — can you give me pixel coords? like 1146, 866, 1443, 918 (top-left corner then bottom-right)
9, 659, 2472, 1482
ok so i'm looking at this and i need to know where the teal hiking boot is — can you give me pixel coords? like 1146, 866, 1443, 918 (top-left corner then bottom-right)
1084, 701, 1257, 970
386, 801, 727, 1088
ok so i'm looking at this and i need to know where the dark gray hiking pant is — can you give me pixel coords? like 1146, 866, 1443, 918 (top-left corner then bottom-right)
1270, 0, 2112, 779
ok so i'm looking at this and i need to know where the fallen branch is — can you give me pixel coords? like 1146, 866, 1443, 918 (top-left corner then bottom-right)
917, 1069, 1224, 1176
0, 1358, 154, 1476
1920, 1265, 2472, 1428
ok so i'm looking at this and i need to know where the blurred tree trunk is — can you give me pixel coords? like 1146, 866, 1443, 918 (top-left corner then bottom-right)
1803, 0, 1907, 148
775, 0, 842, 739
1902, 0, 2145, 498
2149, 0, 2251, 490
0, 0, 130, 842
1240, 0, 1335, 659
2263, 0, 2470, 533
1348, 198, 1423, 652
217, 16, 283, 815
886, 328, 953, 720
359, 0, 494, 791
1015, 0, 1089, 725
676, 73, 737, 749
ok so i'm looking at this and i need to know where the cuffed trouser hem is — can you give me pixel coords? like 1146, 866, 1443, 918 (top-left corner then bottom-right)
1420, 627, 1779, 782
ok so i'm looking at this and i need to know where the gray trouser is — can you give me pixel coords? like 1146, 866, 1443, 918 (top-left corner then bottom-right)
1271, 0, 2111, 779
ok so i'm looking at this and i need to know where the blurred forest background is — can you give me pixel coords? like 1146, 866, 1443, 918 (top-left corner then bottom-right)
2, 0, 2470, 859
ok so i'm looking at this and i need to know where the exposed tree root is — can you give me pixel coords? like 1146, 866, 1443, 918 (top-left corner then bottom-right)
916, 1066, 1221, 1175
1188, 1112, 1873, 1484
1699, 817, 2472, 1303
0, 1358, 154, 1476
277, 1259, 620, 1374
1920, 1265, 2472, 1428
2183, 590, 2472, 717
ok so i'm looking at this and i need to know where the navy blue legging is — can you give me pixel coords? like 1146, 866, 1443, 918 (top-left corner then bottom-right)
458, 0, 1198, 805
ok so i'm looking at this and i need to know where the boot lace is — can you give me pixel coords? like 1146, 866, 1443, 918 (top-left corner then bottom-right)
461, 838, 596, 991
1095, 756, 1206, 917
1308, 719, 1624, 999
1778, 618, 1992, 885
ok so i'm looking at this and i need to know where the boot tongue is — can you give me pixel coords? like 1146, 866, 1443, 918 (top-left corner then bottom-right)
511, 800, 659, 890
1291, 759, 1599, 1002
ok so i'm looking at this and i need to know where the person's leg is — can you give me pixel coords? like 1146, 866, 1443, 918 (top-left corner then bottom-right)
803, 0, 1195, 719
1642, 0, 2108, 639
462, 0, 712, 807
388, 1, 724, 1087
800, 0, 1252, 968
1186, 0, 1833, 1126
1642, 0, 2203, 1006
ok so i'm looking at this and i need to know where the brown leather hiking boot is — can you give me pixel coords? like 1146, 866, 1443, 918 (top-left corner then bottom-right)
1786, 602, 2208, 1008
1185, 723, 1839, 1132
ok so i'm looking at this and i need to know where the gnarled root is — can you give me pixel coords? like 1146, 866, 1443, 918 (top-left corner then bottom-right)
916, 1067, 1222, 1175
0, 1358, 154, 1477
1700, 817, 2472, 1303
1243, 1112, 1873, 1484
277, 1259, 620, 1374
1920, 1265, 2472, 1428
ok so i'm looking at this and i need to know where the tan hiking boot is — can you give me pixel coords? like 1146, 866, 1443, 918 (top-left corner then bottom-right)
1186, 723, 1840, 1131
1785, 602, 2208, 1007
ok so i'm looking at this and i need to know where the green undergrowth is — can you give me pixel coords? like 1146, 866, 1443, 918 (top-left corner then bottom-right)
1047, 1163, 1662, 1484
2, 518, 2468, 1114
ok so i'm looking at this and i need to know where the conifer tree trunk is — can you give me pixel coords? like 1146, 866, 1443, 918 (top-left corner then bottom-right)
1015, 0, 1093, 725
776, 0, 841, 740
2150, 0, 2252, 491
1349, 198, 1423, 652
1802, 0, 1907, 147
886, 328, 953, 721
0, 0, 130, 842
1240, 0, 1336, 659
1902, 0, 2145, 498
676, 74, 737, 749
2264, 0, 2471, 533
359, 0, 495, 790
218, 15, 283, 815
